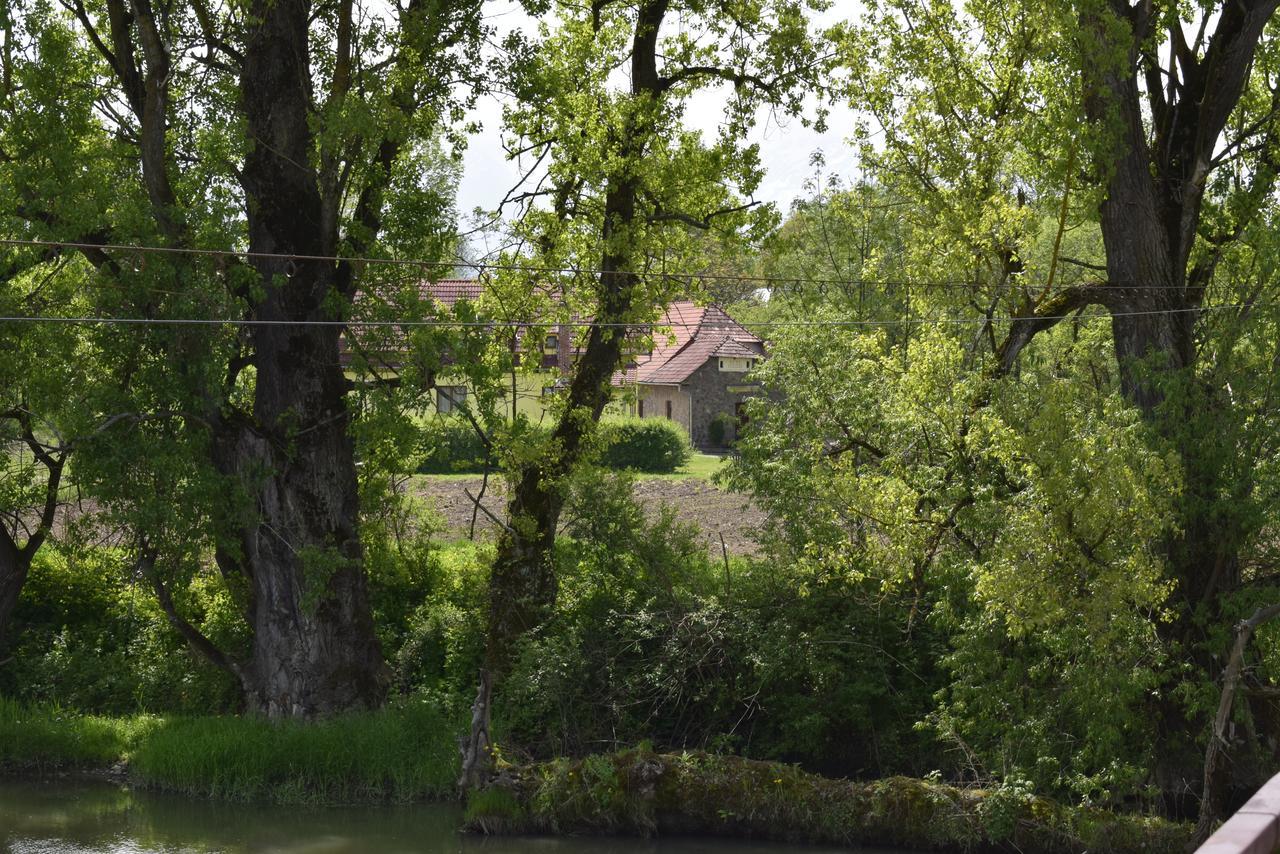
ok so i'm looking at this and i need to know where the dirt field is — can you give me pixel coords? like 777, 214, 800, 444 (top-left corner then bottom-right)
411, 475, 767, 556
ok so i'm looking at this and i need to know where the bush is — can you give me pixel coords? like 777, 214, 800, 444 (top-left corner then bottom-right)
417, 418, 492, 473
597, 418, 691, 473
418, 417, 690, 475
707, 413, 732, 447
0, 547, 242, 715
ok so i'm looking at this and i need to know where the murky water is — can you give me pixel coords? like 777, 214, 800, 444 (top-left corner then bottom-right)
0, 778, 898, 853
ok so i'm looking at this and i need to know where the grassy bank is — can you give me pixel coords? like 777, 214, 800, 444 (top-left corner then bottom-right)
463, 748, 1192, 854
0, 697, 152, 771
0, 697, 462, 804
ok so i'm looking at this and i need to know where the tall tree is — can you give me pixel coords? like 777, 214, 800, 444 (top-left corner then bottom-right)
458, 0, 826, 785
2, 0, 481, 715
833, 0, 1280, 811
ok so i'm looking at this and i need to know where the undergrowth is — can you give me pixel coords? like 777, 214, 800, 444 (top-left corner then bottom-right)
1, 696, 463, 804
463, 747, 1194, 854
0, 696, 154, 770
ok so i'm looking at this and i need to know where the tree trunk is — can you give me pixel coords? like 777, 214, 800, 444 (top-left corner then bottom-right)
460, 0, 670, 786
0, 533, 30, 643
230, 0, 387, 716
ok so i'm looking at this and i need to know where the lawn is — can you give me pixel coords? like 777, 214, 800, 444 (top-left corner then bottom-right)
414, 452, 730, 484
637, 452, 728, 481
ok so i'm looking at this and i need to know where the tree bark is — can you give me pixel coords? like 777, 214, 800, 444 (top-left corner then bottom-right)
0, 532, 31, 643
230, 0, 387, 716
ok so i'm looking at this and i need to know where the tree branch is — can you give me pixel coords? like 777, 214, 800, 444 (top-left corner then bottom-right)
138, 545, 242, 680
994, 284, 1114, 375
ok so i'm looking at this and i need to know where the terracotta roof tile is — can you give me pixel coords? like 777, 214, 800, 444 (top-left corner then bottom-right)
620, 301, 764, 386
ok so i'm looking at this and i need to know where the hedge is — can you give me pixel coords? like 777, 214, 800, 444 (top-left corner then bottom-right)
597, 418, 691, 473
417, 417, 691, 475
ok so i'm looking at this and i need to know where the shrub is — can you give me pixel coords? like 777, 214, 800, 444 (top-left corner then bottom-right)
0, 547, 242, 715
417, 418, 492, 473
597, 418, 691, 473
707, 413, 733, 447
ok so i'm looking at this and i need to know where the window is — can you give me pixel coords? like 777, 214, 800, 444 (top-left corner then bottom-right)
638, 399, 645, 417
542, 385, 557, 397
544, 334, 559, 352
437, 385, 467, 414
665, 400, 673, 420
719, 357, 751, 372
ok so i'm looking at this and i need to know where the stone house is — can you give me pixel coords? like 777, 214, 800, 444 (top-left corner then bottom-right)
346, 283, 767, 443
616, 301, 767, 448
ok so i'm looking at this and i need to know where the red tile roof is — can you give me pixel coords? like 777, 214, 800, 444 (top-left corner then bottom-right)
625, 301, 764, 386
422, 278, 485, 307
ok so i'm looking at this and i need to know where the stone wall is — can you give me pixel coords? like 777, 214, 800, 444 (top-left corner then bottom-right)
683, 359, 764, 448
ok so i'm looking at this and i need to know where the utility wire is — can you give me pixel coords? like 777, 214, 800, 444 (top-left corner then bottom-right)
0, 302, 1273, 329
0, 237, 1208, 292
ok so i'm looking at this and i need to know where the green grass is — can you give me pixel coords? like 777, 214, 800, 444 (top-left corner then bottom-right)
635, 452, 727, 481
0, 696, 155, 771
416, 454, 729, 485
1, 696, 464, 805
132, 700, 463, 804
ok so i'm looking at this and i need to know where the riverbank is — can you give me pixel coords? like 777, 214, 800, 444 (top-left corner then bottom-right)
0, 696, 459, 803
2, 699, 1191, 852
463, 748, 1192, 854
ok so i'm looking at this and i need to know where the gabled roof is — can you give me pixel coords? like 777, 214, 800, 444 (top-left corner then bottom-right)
420, 278, 484, 307
628, 301, 764, 385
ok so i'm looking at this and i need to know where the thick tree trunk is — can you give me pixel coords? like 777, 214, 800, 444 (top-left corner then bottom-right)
229, 0, 387, 716
0, 534, 30, 642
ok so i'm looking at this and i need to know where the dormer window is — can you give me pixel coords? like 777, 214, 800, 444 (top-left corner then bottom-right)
718, 357, 753, 372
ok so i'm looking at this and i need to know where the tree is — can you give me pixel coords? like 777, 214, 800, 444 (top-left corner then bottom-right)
1, 0, 481, 715
458, 0, 827, 785
829, 0, 1280, 809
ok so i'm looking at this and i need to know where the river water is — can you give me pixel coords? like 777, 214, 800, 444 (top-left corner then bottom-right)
0, 778, 899, 853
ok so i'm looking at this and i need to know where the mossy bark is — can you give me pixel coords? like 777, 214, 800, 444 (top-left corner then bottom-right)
463, 748, 1191, 854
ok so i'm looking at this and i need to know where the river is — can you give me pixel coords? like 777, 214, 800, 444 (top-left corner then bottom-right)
0, 778, 903, 853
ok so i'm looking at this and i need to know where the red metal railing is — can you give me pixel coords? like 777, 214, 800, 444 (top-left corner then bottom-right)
1197, 772, 1280, 854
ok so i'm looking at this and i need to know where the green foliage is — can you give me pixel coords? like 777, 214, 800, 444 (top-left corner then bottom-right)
464, 747, 1193, 853
495, 469, 941, 775
416, 417, 689, 474
381, 540, 491, 697
0, 547, 241, 715
416, 418, 499, 474
707, 414, 731, 448
596, 418, 691, 473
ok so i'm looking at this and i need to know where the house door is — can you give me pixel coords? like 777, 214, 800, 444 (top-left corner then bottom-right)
734, 401, 749, 436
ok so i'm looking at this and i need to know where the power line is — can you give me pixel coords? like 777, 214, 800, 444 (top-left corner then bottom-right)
0, 236, 1209, 292
0, 302, 1272, 329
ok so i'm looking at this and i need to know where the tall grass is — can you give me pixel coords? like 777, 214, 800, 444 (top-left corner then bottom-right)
1, 696, 463, 804
0, 696, 153, 770
129, 699, 462, 804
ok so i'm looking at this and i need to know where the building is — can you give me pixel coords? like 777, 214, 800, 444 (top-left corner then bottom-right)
346, 281, 768, 444
616, 301, 767, 448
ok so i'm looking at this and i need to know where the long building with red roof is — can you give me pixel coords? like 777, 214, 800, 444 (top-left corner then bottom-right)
350, 280, 768, 447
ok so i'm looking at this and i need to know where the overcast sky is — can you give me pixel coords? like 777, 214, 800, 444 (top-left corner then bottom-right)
452, 3, 862, 219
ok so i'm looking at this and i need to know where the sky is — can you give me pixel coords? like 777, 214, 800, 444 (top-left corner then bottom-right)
452, 3, 862, 220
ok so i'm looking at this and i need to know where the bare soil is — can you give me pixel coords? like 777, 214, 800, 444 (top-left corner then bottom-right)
411, 476, 767, 556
